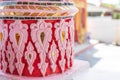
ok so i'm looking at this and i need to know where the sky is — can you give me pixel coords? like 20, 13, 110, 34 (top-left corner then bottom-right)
87, 0, 119, 5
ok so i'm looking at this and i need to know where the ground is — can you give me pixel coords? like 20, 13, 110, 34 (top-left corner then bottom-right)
75, 43, 120, 80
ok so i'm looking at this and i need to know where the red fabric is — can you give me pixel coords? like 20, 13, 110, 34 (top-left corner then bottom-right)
2, 19, 73, 77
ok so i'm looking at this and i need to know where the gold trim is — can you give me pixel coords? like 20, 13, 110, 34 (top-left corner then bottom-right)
61, 31, 65, 42
40, 32, 45, 43
0, 32, 3, 42
16, 33, 20, 45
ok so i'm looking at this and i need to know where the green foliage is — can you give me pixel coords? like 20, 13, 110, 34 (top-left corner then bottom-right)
113, 12, 120, 19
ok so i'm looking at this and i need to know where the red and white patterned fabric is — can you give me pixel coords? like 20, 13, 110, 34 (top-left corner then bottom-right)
0, 18, 74, 77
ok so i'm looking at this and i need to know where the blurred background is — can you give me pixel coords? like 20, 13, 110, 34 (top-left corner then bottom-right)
73, 0, 120, 80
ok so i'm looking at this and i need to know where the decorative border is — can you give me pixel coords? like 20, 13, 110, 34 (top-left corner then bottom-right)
0, 16, 73, 20
0, 1, 73, 6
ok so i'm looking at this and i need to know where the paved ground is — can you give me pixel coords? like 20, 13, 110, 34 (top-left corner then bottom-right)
0, 75, 16, 80
76, 43, 120, 80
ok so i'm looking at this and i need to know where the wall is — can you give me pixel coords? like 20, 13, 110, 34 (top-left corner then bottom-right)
87, 17, 120, 44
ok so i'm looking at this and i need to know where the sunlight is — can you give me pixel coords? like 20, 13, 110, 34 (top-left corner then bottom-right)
87, 0, 119, 5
